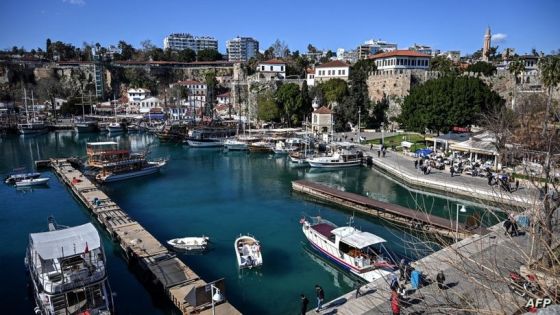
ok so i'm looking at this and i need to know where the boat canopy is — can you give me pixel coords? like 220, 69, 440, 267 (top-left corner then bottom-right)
332, 226, 386, 249
29, 223, 100, 260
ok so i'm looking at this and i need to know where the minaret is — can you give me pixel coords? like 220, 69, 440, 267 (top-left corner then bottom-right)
482, 26, 491, 61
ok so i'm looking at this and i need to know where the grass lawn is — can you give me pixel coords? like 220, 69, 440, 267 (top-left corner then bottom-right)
367, 133, 427, 151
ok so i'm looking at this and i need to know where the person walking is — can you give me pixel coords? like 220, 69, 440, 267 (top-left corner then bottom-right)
315, 284, 324, 312
390, 289, 401, 315
515, 180, 520, 191
300, 294, 309, 315
378, 150, 381, 158
436, 270, 446, 290
450, 166, 454, 177
414, 160, 418, 169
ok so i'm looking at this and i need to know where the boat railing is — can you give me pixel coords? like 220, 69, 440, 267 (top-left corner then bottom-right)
40, 266, 106, 294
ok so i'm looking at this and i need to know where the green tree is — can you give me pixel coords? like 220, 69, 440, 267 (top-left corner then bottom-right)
36, 77, 64, 119
467, 61, 497, 76
197, 49, 223, 61
300, 81, 312, 119
177, 48, 196, 62
471, 49, 482, 60
274, 83, 302, 126
398, 76, 504, 135
116, 40, 135, 60
430, 55, 457, 74
317, 78, 348, 106
257, 92, 281, 122
538, 55, 560, 135
508, 58, 526, 84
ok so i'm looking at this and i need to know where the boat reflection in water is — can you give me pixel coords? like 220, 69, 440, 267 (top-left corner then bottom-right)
302, 244, 357, 289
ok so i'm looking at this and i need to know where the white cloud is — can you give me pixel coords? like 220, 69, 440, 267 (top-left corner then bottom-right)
491, 33, 507, 43
63, 0, 85, 5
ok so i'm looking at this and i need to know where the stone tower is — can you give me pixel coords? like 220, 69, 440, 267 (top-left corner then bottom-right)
482, 26, 491, 61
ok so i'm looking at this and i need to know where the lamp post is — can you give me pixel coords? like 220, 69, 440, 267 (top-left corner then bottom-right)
455, 204, 467, 243
381, 122, 385, 146
357, 107, 361, 144
211, 284, 224, 315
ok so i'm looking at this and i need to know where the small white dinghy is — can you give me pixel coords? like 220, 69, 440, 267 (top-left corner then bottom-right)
15, 177, 49, 187
167, 236, 209, 251
235, 235, 263, 269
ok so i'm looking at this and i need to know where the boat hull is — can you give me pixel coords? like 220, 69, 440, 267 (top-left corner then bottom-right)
18, 127, 48, 135
186, 139, 224, 147
307, 160, 361, 168
74, 123, 98, 133
96, 162, 165, 183
15, 178, 49, 187
235, 235, 263, 269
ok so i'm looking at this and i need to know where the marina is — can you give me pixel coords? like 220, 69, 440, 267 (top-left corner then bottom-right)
48, 157, 241, 315
0, 133, 520, 314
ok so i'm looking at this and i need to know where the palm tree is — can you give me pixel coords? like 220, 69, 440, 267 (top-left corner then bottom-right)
538, 55, 560, 135
508, 58, 525, 108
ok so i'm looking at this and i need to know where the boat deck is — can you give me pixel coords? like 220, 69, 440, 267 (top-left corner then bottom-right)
293, 180, 489, 239
311, 223, 335, 238
49, 158, 241, 315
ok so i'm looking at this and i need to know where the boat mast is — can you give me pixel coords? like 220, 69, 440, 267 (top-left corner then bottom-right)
23, 87, 29, 124
31, 90, 36, 121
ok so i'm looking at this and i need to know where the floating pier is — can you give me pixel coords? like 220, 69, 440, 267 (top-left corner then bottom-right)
49, 158, 241, 315
292, 179, 489, 239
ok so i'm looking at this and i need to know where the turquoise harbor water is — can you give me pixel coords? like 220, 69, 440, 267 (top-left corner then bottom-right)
0, 133, 492, 315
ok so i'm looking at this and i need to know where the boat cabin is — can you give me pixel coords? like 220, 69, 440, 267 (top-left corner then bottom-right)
86, 141, 132, 168
331, 226, 388, 268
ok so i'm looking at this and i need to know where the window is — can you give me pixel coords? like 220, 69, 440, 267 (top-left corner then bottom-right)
281, 66, 284, 71
342, 70, 345, 75
313, 114, 317, 123
261, 65, 264, 71
270, 66, 273, 71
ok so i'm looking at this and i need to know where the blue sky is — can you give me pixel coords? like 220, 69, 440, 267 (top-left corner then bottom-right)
0, 0, 558, 56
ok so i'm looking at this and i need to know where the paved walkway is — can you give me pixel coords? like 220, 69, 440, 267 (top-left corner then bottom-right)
362, 147, 540, 208
308, 221, 559, 315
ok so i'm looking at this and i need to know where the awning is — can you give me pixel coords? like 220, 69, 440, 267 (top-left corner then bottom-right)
30, 223, 100, 260
332, 226, 386, 249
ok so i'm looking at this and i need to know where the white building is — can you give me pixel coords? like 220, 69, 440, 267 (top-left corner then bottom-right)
358, 39, 397, 59
311, 106, 333, 134
217, 91, 231, 105
135, 97, 163, 114
409, 44, 434, 56
369, 50, 431, 71
163, 33, 218, 52
127, 88, 151, 103
440, 51, 461, 62
496, 55, 540, 75
257, 59, 286, 80
226, 37, 259, 62
313, 60, 350, 85
174, 80, 207, 103
306, 68, 315, 86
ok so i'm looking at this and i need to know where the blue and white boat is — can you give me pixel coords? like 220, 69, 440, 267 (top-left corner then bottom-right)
301, 216, 396, 282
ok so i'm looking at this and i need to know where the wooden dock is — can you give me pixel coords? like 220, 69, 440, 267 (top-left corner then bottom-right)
49, 158, 241, 315
292, 180, 489, 239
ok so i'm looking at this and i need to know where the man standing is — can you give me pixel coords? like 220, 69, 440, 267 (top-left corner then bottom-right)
436, 270, 446, 290
390, 289, 401, 315
414, 160, 418, 169
300, 294, 309, 315
450, 166, 454, 177
315, 284, 324, 312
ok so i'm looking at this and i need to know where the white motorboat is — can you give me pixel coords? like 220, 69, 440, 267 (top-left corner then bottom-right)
235, 235, 263, 269
272, 141, 297, 154
106, 122, 124, 133
74, 120, 98, 133
15, 177, 49, 187
223, 139, 248, 151
186, 138, 224, 147
307, 151, 362, 168
26, 217, 114, 315
167, 236, 209, 251
301, 216, 397, 282
4, 168, 41, 184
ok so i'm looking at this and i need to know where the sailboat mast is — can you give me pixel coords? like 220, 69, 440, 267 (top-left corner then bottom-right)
23, 88, 29, 124
31, 90, 36, 121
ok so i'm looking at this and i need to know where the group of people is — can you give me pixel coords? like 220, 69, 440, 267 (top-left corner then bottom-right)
414, 159, 432, 175
376, 145, 388, 158
300, 284, 324, 314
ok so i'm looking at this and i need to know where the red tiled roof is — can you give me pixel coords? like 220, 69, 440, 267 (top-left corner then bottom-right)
217, 91, 231, 97
368, 50, 431, 59
259, 59, 286, 65
316, 60, 349, 68
306, 68, 315, 74
314, 106, 332, 114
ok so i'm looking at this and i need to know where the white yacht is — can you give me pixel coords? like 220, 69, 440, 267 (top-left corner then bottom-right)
106, 122, 123, 134
235, 235, 263, 269
307, 144, 362, 168
301, 216, 396, 282
26, 218, 114, 315
4, 168, 41, 184
15, 177, 49, 187
223, 139, 248, 151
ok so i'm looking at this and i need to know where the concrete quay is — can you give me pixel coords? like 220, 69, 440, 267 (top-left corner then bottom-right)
363, 148, 539, 208
49, 158, 241, 315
